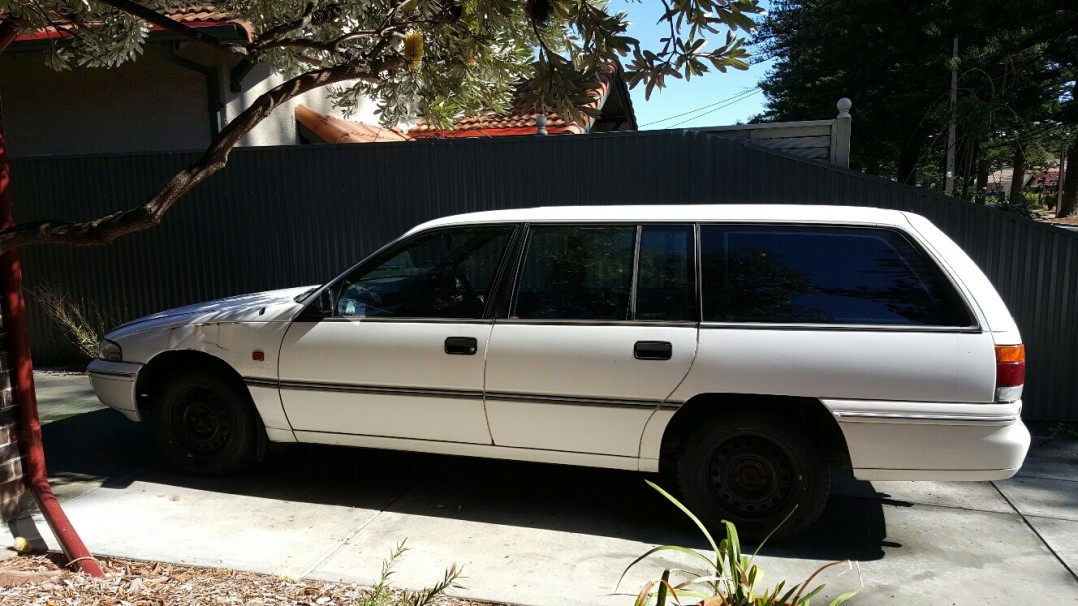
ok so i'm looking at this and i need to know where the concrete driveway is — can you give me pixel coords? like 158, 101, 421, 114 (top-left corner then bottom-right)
5, 371, 1078, 605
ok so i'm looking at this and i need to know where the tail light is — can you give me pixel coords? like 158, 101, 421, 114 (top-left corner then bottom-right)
995, 344, 1025, 402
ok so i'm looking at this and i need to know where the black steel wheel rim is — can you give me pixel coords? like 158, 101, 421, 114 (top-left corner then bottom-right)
171, 385, 233, 456
706, 432, 797, 519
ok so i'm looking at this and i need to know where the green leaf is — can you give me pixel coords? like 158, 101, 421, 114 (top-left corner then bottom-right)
776, 584, 801, 605
794, 584, 825, 605
645, 481, 721, 557
655, 569, 670, 606
620, 543, 719, 586
724, 521, 742, 585
827, 589, 861, 606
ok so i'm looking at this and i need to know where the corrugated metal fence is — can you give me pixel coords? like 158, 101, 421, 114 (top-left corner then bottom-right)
9, 130, 1077, 420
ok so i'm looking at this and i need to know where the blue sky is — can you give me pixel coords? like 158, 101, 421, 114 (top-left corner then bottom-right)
610, 0, 773, 129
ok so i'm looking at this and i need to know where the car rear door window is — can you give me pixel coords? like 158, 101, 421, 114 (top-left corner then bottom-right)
700, 225, 972, 326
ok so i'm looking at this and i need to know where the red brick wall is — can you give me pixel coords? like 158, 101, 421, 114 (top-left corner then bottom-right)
0, 314, 27, 520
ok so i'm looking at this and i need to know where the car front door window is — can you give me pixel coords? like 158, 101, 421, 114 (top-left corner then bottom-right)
336, 226, 514, 319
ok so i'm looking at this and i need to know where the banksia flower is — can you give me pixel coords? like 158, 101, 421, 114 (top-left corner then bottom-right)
526, 0, 552, 25
403, 30, 424, 70
310, 3, 341, 25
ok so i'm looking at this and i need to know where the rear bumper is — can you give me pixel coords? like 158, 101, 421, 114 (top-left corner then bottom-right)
826, 399, 1031, 481
87, 360, 143, 422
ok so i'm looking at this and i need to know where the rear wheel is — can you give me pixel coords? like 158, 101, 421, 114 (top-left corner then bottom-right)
675, 411, 830, 541
151, 371, 258, 476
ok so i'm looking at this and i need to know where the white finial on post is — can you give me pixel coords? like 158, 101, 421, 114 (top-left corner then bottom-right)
837, 97, 852, 117
536, 115, 548, 136
831, 98, 853, 168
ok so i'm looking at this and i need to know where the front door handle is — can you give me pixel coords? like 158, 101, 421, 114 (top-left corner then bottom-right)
634, 340, 672, 360
445, 336, 478, 355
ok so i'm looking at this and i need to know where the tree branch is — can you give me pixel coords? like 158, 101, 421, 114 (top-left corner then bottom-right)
0, 58, 400, 253
93, 0, 248, 56
256, 29, 384, 54
254, 17, 426, 55
250, 2, 319, 50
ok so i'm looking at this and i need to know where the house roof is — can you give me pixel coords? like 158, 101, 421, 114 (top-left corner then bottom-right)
295, 105, 411, 144
409, 109, 585, 138
8, 5, 253, 44
408, 62, 637, 139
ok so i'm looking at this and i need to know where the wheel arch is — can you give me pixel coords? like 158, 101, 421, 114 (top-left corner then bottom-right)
135, 349, 248, 416
658, 393, 850, 474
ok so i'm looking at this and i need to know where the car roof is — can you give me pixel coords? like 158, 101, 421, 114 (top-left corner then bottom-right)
409, 204, 916, 233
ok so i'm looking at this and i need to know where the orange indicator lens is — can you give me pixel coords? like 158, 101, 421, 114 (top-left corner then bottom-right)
995, 344, 1025, 363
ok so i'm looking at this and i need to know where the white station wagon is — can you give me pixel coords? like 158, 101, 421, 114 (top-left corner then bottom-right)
88, 205, 1030, 537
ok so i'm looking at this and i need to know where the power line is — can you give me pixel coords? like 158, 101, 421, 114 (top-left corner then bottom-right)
666, 89, 762, 128
642, 88, 759, 127
642, 87, 762, 127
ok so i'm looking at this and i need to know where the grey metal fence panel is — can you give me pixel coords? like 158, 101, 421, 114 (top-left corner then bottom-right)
9, 130, 1077, 420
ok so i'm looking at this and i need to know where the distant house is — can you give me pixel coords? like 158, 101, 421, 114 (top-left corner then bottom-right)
0, 6, 382, 157
409, 63, 637, 139
986, 167, 1033, 196
294, 63, 638, 144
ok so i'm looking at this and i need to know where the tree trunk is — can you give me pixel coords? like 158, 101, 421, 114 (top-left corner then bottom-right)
897, 141, 920, 185
975, 152, 989, 205
1009, 146, 1026, 206
1059, 139, 1078, 218
960, 136, 976, 201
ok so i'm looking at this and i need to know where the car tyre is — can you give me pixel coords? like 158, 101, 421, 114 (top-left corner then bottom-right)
151, 370, 258, 476
675, 411, 830, 541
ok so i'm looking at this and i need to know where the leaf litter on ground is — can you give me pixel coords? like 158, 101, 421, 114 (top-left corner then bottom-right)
0, 552, 502, 606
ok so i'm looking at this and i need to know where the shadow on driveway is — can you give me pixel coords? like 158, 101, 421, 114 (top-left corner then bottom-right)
41, 409, 892, 562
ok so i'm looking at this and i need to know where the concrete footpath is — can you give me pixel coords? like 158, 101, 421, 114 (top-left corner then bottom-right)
4, 371, 1078, 605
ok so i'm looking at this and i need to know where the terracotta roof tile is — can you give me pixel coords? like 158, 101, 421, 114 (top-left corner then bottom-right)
296, 104, 411, 144
160, 6, 234, 23
408, 110, 573, 135
9, 4, 251, 43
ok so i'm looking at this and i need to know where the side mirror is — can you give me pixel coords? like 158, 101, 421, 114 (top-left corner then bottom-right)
315, 289, 335, 316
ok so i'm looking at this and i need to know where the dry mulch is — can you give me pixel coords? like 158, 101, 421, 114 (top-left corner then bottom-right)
1035, 213, 1078, 224
0, 552, 500, 606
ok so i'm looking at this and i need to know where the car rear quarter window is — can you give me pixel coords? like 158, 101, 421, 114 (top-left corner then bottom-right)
636, 225, 696, 321
700, 225, 973, 326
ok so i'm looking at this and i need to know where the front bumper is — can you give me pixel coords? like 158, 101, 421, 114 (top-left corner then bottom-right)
87, 359, 144, 422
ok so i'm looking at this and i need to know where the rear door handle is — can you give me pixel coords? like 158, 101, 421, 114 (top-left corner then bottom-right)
445, 336, 478, 355
634, 340, 672, 360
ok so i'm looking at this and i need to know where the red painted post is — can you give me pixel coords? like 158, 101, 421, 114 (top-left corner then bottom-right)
0, 16, 104, 577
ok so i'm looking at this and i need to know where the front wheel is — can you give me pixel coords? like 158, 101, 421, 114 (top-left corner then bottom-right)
151, 371, 258, 476
675, 412, 830, 541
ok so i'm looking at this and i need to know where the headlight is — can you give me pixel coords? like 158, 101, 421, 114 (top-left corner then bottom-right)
98, 340, 122, 362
